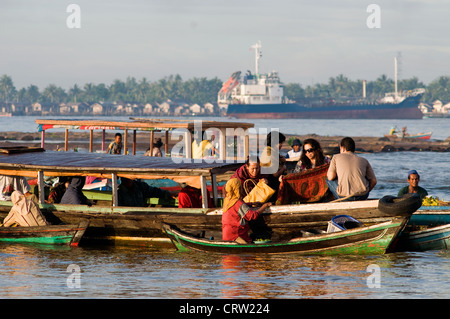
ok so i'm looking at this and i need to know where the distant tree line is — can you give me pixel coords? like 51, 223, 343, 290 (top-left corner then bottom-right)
284, 74, 450, 103
0, 74, 223, 105
1, 73, 449, 106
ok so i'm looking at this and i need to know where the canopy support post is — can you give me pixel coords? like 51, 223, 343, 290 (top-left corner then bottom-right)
112, 173, 118, 207
200, 176, 208, 208
37, 170, 45, 204
132, 130, 136, 155
165, 131, 169, 157
211, 174, 218, 207
40, 130, 45, 149
102, 129, 106, 152
89, 129, 94, 153
64, 128, 69, 152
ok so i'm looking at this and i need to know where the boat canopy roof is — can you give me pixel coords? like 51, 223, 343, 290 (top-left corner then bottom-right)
36, 118, 255, 132
0, 150, 242, 186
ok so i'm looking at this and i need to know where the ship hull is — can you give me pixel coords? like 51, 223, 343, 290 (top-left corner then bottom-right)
227, 95, 424, 119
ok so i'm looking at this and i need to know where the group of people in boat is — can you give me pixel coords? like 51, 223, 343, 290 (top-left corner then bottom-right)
0, 133, 429, 246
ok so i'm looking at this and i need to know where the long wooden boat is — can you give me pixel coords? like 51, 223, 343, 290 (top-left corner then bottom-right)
162, 217, 409, 255
0, 149, 420, 246
0, 220, 89, 246
396, 205, 450, 251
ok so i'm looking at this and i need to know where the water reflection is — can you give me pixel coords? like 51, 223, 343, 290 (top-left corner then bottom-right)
2, 243, 450, 298
217, 254, 384, 298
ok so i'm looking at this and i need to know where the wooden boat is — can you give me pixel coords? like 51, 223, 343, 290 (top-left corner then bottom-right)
0, 220, 89, 246
0, 145, 421, 246
384, 131, 432, 140
396, 205, 450, 251
162, 217, 409, 255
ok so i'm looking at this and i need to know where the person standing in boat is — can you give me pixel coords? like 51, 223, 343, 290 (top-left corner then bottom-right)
2, 191, 49, 227
222, 178, 271, 243
107, 133, 123, 155
326, 137, 377, 201
292, 138, 330, 174
398, 170, 428, 200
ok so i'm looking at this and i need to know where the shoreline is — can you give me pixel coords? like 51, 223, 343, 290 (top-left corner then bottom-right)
0, 131, 449, 153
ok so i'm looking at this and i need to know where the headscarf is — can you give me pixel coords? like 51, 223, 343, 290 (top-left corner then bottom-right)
11, 190, 30, 216
60, 176, 89, 205
222, 178, 242, 213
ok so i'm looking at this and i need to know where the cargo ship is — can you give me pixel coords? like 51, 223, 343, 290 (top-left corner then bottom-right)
219, 42, 425, 119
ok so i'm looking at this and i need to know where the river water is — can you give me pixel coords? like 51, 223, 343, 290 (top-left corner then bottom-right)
0, 116, 449, 301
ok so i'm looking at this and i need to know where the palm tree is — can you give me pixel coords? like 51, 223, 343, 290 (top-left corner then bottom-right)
0, 75, 16, 101
69, 84, 82, 102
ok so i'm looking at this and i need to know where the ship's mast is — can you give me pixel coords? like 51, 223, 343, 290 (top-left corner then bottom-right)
394, 57, 398, 100
251, 41, 262, 75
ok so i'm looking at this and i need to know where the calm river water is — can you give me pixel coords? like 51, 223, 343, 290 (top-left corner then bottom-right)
0, 116, 449, 301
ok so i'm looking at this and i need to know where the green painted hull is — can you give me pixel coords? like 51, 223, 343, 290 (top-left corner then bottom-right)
0, 222, 89, 246
163, 217, 408, 255
0, 235, 74, 245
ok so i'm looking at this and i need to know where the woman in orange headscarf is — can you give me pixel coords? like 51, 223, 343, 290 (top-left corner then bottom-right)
221, 178, 271, 243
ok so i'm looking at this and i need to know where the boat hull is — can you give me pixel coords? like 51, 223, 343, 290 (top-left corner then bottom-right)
396, 206, 450, 251
0, 200, 417, 246
0, 221, 88, 246
163, 218, 408, 255
227, 95, 423, 119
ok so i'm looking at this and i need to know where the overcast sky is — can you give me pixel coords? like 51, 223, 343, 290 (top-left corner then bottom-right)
1, 0, 449, 90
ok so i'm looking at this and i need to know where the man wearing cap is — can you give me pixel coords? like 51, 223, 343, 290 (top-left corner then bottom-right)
285, 138, 302, 161
398, 170, 428, 200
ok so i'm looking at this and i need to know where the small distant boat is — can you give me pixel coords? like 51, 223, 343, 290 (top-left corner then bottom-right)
0, 220, 89, 246
384, 131, 432, 140
163, 217, 408, 255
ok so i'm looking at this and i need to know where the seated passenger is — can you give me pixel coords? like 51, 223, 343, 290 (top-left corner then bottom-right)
60, 176, 92, 205
2, 191, 49, 227
118, 177, 171, 207
398, 170, 428, 200
222, 178, 271, 243
293, 138, 330, 173
178, 184, 213, 208
231, 157, 268, 194
47, 177, 70, 204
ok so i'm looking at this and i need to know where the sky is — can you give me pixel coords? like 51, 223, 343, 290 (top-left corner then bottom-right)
1, 0, 449, 91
